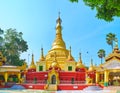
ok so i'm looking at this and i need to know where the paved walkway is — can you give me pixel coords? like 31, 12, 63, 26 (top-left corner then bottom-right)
0, 86, 120, 93
104, 86, 120, 93
0, 90, 118, 93
104, 86, 120, 90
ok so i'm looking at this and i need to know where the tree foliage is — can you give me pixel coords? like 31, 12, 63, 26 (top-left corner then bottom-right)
69, 0, 78, 3
0, 28, 4, 47
69, 0, 120, 22
0, 28, 28, 66
97, 49, 105, 64
106, 33, 117, 50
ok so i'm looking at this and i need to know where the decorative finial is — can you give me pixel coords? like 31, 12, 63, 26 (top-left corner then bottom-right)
32, 53, 34, 61
41, 45, 44, 57
56, 12, 62, 24
67, 46, 74, 61
88, 58, 95, 71
41, 47, 43, 56
78, 52, 82, 63
29, 53, 36, 69
70, 46, 71, 53
40, 47, 45, 61
58, 11, 60, 17
79, 52, 81, 60
91, 58, 93, 66
69, 46, 72, 56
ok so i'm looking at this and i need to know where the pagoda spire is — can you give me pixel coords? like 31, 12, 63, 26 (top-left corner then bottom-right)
52, 12, 66, 49
56, 12, 62, 26
76, 52, 85, 69
29, 54, 36, 69
67, 46, 74, 61
78, 52, 82, 63
88, 58, 95, 71
40, 47, 45, 61
90, 58, 93, 66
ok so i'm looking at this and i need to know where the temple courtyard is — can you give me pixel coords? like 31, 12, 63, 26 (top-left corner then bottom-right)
0, 86, 120, 93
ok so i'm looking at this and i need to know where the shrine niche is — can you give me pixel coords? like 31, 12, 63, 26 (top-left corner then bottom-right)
109, 72, 120, 86
47, 69, 59, 84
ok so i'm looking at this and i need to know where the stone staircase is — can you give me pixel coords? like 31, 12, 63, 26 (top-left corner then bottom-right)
46, 84, 57, 91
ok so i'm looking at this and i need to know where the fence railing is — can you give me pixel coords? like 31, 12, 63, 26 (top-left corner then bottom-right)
60, 80, 85, 84
24, 80, 46, 84
23, 80, 85, 84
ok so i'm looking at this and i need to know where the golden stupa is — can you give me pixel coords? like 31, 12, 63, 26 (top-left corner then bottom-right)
29, 54, 36, 69
36, 14, 76, 72
76, 53, 85, 69
88, 59, 95, 71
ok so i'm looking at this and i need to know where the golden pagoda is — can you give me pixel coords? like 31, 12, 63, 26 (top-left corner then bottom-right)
76, 53, 85, 69
39, 48, 45, 61
36, 13, 76, 72
25, 14, 120, 89
67, 46, 74, 61
20, 13, 120, 90
88, 59, 95, 72
28, 54, 36, 71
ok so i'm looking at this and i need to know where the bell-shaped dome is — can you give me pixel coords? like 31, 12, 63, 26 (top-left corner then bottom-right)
88, 66, 95, 72
51, 61, 59, 68
76, 62, 85, 68
52, 39, 66, 49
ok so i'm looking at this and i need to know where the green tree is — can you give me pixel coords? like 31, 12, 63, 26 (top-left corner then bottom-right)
69, 0, 120, 22
1, 28, 28, 66
106, 33, 117, 50
97, 49, 105, 64
0, 28, 4, 49
70, 0, 78, 3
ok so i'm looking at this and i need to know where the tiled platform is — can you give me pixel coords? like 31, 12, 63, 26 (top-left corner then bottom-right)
0, 90, 117, 93
1, 86, 120, 93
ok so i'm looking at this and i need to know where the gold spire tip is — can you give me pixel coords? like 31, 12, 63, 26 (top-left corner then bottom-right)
58, 11, 60, 17
79, 52, 81, 59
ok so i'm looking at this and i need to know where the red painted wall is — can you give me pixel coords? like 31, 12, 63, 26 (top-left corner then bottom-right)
26, 71, 86, 84
22, 84, 45, 89
87, 71, 96, 83
59, 72, 86, 81
58, 84, 88, 90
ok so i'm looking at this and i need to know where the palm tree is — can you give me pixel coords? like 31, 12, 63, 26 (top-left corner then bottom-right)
106, 33, 117, 50
97, 49, 105, 64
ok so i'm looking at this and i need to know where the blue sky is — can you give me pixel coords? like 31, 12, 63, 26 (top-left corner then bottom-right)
0, 0, 120, 66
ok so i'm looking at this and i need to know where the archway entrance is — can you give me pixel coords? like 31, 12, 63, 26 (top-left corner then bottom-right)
109, 72, 120, 86
51, 75, 56, 84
